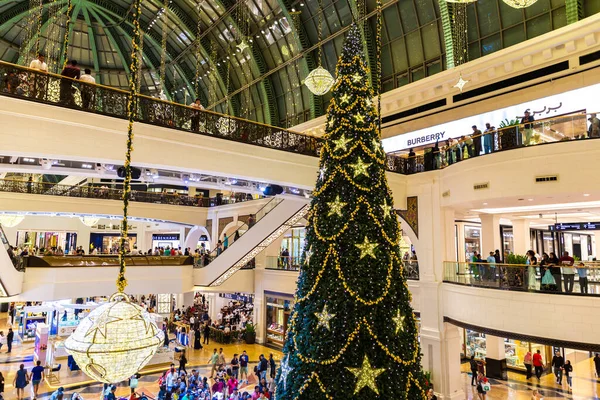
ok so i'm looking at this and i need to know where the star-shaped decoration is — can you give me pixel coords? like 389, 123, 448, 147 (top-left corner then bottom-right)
314, 304, 335, 330
132, 312, 155, 335
303, 246, 313, 266
351, 73, 362, 83
453, 74, 469, 93
236, 41, 249, 52
346, 356, 386, 395
354, 113, 365, 124
355, 236, 378, 259
319, 167, 326, 180
339, 93, 351, 104
85, 311, 121, 339
365, 98, 373, 108
349, 157, 371, 177
279, 356, 293, 389
381, 200, 392, 219
372, 137, 380, 151
392, 310, 405, 334
332, 134, 351, 152
326, 118, 335, 129
327, 195, 347, 217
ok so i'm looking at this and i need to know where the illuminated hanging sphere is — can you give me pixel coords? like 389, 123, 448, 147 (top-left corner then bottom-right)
445, 0, 477, 3
65, 293, 164, 383
304, 66, 335, 96
502, 0, 538, 7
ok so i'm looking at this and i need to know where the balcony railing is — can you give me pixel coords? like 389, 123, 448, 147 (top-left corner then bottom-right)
0, 178, 257, 207
266, 255, 301, 271
404, 260, 420, 280
443, 261, 600, 296
23, 255, 193, 268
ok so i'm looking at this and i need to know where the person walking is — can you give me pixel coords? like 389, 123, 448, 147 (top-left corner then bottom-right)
577, 262, 588, 294
209, 349, 219, 379
533, 349, 544, 381
31, 360, 45, 399
476, 373, 489, 400
179, 350, 187, 374
258, 354, 268, 381
268, 354, 276, 379
521, 110, 535, 145
239, 350, 249, 385
469, 355, 479, 386
7, 327, 14, 353
217, 348, 226, 371
524, 351, 533, 379
231, 354, 240, 380
559, 251, 575, 293
79, 69, 96, 109
14, 364, 30, 400
203, 322, 210, 345
551, 351, 564, 384
563, 360, 573, 390
60, 60, 80, 105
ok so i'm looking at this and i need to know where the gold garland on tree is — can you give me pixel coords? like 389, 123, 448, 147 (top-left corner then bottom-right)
61, 0, 74, 69
117, 0, 143, 293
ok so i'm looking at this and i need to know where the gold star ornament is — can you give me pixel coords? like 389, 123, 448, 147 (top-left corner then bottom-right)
381, 200, 392, 219
346, 356, 386, 394
339, 93, 351, 104
393, 310, 405, 334
354, 113, 365, 123
349, 157, 371, 177
236, 41, 250, 52
453, 74, 469, 93
355, 236, 378, 259
327, 195, 347, 217
315, 304, 335, 330
332, 134, 351, 152
351, 73, 362, 83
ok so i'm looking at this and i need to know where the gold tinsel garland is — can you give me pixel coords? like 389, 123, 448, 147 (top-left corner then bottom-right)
117, 0, 142, 293
61, 0, 74, 69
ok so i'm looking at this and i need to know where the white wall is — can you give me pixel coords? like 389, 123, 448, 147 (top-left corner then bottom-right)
443, 284, 600, 345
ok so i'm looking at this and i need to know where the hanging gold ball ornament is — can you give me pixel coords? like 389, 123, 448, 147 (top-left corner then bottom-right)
304, 66, 335, 96
65, 293, 164, 383
445, 0, 477, 3
502, 0, 538, 7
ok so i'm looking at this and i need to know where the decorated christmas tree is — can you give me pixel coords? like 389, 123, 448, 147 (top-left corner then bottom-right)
275, 24, 427, 399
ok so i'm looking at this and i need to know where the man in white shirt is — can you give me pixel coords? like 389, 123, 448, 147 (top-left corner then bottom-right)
79, 68, 96, 109
29, 54, 48, 99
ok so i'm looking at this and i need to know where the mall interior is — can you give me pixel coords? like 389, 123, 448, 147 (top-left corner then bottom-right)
0, 0, 599, 399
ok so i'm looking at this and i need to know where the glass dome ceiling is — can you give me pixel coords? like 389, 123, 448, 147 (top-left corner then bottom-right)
0, 0, 597, 127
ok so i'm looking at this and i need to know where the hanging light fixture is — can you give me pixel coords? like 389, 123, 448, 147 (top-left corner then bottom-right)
445, 0, 477, 3
65, 0, 163, 384
502, 0, 538, 8
79, 216, 100, 227
0, 214, 25, 228
304, 0, 334, 96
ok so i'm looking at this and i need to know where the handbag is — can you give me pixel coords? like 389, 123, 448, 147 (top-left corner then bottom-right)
482, 382, 491, 391
541, 270, 556, 285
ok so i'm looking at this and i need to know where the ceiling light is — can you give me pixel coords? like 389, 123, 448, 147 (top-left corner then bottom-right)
528, 198, 533, 201
82, 163, 93, 169
584, 194, 591, 197
483, 203, 488, 205
23, 158, 35, 162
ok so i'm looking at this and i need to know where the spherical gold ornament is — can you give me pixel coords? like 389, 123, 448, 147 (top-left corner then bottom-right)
502, 0, 538, 7
304, 66, 335, 96
65, 293, 164, 383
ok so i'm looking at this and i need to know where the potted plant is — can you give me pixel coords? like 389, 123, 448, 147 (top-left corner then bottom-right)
244, 323, 256, 344
498, 118, 521, 150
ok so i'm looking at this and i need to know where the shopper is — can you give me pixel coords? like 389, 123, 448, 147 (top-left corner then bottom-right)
217, 348, 226, 371
476, 372, 489, 399
577, 262, 588, 294
31, 360, 45, 398
486, 251, 496, 281
594, 353, 600, 378
533, 349, 544, 380
588, 113, 600, 138
469, 356, 479, 386
521, 110, 535, 145
523, 351, 533, 379
471, 125, 482, 157
7, 327, 14, 353
563, 360, 573, 389
551, 351, 564, 384
203, 322, 210, 345
231, 353, 240, 380
526, 250, 538, 291
426, 388, 437, 400
190, 98, 204, 132
269, 354, 276, 379
223, 234, 229, 250
60, 60, 81, 105
239, 350, 249, 385
559, 251, 575, 293
13, 364, 30, 400
29, 54, 48, 99
548, 252, 562, 292
483, 123, 495, 154
179, 350, 187, 374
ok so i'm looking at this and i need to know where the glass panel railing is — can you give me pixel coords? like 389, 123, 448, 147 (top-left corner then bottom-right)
0, 224, 24, 272
265, 256, 301, 271
443, 261, 600, 295
195, 197, 284, 268
0, 178, 257, 208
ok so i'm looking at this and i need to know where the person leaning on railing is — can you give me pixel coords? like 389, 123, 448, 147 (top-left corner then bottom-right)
28, 54, 48, 100
79, 69, 96, 109
60, 60, 81, 106
190, 98, 204, 132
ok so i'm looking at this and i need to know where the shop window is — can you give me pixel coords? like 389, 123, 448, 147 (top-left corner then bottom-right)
464, 225, 481, 260
265, 295, 295, 348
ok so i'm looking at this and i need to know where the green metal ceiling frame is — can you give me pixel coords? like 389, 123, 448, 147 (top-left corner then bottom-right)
438, 0, 455, 69
81, 4, 101, 84
20, 1, 69, 62
58, 1, 83, 68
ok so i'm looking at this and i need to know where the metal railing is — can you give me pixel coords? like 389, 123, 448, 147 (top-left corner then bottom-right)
0, 178, 257, 207
23, 254, 193, 267
443, 261, 600, 295
266, 255, 301, 271
399, 111, 599, 173
194, 197, 283, 268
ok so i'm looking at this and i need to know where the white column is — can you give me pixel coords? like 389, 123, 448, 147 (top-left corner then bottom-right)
512, 219, 531, 255
593, 233, 600, 259
456, 222, 466, 263
182, 291, 195, 308
485, 335, 507, 380
77, 225, 91, 253
253, 269, 266, 344
480, 214, 501, 259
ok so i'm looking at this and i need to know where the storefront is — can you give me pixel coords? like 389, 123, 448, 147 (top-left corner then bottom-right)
464, 225, 481, 260
18, 306, 53, 342
16, 231, 77, 253
280, 227, 306, 260
152, 234, 180, 250
90, 233, 137, 253
500, 225, 513, 261
265, 292, 295, 348
459, 327, 552, 372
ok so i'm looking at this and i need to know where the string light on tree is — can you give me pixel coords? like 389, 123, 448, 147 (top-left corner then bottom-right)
314, 304, 335, 330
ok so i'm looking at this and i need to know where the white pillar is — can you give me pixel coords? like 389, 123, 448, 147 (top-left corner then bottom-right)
593, 233, 600, 259
480, 214, 501, 259
253, 269, 266, 344
455, 222, 466, 263
485, 335, 507, 380
182, 291, 195, 308
77, 225, 91, 253
512, 219, 531, 255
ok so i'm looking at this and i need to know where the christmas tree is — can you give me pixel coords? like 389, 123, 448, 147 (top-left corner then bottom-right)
275, 24, 427, 399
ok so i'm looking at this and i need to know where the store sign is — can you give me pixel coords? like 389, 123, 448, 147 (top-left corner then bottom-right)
152, 234, 180, 241
549, 222, 600, 231
405, 131, 446, 148
220, 293, 253, 303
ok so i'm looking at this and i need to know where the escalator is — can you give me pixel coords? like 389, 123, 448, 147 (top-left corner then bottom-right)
194, 196, 310, 287
0, 224, 25, 296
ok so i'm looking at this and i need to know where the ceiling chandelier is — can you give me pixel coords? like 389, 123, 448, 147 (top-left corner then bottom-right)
304, 0, 335, 96
79, 216, 100, 227
0, 214, 25, 228
65, 293, 164, 383
502, 0, 538, 8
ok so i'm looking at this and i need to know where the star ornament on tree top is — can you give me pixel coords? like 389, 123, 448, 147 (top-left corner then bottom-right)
346, 356, 386, 394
